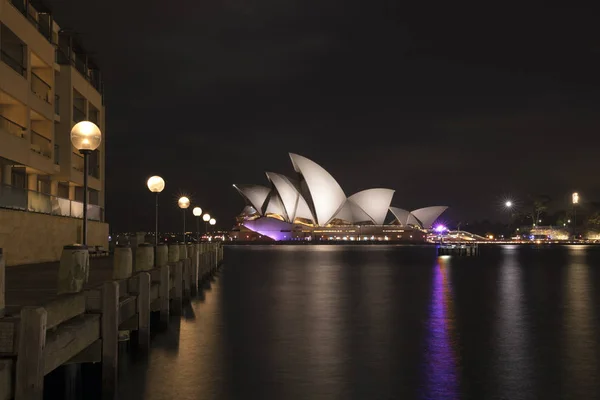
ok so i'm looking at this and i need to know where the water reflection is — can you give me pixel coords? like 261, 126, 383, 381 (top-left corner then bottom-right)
421, 256, 460, 399
305, 249, 347, 398
563, 245, 599, 398
494, 245, 533, 398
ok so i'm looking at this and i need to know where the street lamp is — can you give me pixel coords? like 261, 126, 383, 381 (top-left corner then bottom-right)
70, 121, 102, 245
193, 206, 202, 242
203, 213, 210, 236
572, 192, 579, 239
505, 200, 512, 208
178, 196, 190, 244
209, 218, 216, 239
147, 176, 165, 246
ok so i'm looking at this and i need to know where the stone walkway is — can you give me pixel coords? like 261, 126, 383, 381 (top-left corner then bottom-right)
5, 256, 115, 314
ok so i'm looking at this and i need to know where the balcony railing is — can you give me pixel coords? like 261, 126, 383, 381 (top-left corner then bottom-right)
0, 114, 26, 138
10, 0, 52, 42
73, 106, 86, 123
0, 183, 103, 221
54, 144, 60, 165
72, 152, 84, 172
31, 71, 51, 103
0, 49, 26, 76
31, 130, 52, 158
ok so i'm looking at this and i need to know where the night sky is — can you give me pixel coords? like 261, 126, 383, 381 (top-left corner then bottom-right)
47, 1, 600, 232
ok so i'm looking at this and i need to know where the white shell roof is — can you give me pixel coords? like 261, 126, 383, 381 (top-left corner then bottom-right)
232, 184, 271, 215
289, 153, 346, 226
389, 207, 411, 226
348, 188, 395, 225
411, 206, 448, 228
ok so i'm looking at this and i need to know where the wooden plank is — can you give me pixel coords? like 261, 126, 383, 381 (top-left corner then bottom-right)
0, 359, 13, 400
172, 262, 183, 316
0, 248, 4, 318
43, 314, 100, 375
0, 318, 17, 354
150, 283, 159, 303
150, 298, 160, 312
44, 292, 86, 330
137, 273, 150, 351
85, 288, 102, 312
118, 315, 138, 331
149, 268, 161, 283
118, 296, 136, 326
64, 339, 101, 365
159, 265, 169, 326
101, 281, 118, 398
15, 307, 47, 400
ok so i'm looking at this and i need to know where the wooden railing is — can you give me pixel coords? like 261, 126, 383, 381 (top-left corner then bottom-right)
0, 242, 224, 399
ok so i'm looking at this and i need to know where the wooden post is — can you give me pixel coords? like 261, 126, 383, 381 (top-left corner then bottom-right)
191, 244, 199, 294
159, 265, 170, 325
113, 244, 132, 280
101, 281, 119, 398
137, 272, 151, 351
0, 248, 4, 317
172, 262, 183, 316
182, 259, 190, 300
15, 307, 47, 400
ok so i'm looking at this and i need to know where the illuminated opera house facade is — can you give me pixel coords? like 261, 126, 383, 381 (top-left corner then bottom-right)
230, 153, 448, 242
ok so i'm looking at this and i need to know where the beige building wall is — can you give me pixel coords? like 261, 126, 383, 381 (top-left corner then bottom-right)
0, 0, 108, 264
0, 208, 109, 266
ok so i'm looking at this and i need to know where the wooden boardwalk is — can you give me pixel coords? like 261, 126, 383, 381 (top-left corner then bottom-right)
5, 257, 115, 312
0, 242, 224, 400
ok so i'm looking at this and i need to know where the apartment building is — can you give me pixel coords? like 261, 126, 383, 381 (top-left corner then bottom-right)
0, 0, 108, 265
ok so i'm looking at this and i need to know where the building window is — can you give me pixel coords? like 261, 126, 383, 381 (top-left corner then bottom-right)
89, 188, 99, 205
0, 25, 27, 77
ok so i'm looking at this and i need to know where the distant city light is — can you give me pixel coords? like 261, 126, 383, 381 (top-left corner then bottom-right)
572, 192, 579, 204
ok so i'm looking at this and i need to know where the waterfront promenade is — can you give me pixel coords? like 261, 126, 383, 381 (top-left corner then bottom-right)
0, 242, 224, 400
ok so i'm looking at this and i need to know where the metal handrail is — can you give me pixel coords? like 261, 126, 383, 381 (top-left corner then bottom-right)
30, 130, 52, 158
0, 183, 104, 221
31, 71, 51, 103
72, 106, 86, 122
0, 114, 26, 138
0, 49, 26, 76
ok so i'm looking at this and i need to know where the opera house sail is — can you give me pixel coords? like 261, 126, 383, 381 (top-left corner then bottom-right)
231, 153, 448, 242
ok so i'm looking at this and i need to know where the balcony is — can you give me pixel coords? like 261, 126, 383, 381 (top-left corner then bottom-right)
54, 143, 60, 165
73, 105, 85, 123
72, 152, 84, 173
31, 71, 51, 103
0, 49, 26, 77
0, 114, 26, 138
30, 130, 51, 158
10, 0, 53, 42
0, 183, 104, 221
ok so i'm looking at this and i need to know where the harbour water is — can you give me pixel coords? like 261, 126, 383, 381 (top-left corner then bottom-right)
113, 244, 600, 399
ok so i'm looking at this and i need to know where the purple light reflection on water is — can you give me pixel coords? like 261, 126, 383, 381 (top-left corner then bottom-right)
420, 258, 460, 400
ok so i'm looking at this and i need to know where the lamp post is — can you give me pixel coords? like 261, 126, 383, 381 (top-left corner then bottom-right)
70, 121, 102, 246
572, 192, 579, 239
147, 176, 165, 246
209, 218, 216, 239
193, 207, 202, 243
203, 213, 210, 236
178, 197, 190, 244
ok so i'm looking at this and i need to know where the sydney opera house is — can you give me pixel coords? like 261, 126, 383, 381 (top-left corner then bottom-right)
230, 153, 448, 242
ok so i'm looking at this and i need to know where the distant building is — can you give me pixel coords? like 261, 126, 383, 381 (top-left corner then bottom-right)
0, 0, 107, 265
231, 153, 447, 242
